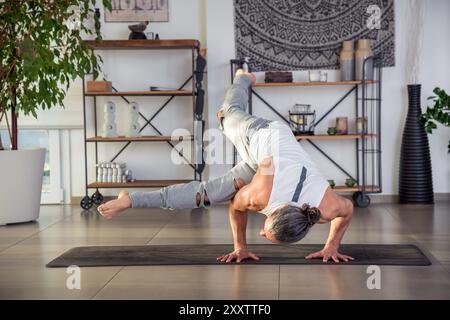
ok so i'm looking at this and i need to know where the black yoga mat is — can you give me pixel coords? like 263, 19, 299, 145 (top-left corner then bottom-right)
46, 244, 431, 267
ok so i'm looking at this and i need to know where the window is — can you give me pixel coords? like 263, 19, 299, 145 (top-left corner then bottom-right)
0, 129, 63, 204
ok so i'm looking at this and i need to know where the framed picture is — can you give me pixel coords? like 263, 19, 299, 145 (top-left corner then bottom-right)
105, 0, 169, 22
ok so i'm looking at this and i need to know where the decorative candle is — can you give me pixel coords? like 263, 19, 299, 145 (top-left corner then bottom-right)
336, 117, 348, 135
309, 70, 321, 82
97, 163, 103, 183
356, 117, 368, 134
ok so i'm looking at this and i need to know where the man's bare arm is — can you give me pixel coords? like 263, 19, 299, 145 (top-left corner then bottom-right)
217, 187, 260, 263
324, 198, 353, 249
229, 198, 249, 250
306, 190, 354, 263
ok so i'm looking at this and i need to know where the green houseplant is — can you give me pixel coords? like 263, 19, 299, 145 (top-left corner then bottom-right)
0, 0, 111, 224
418, 87, 450, 153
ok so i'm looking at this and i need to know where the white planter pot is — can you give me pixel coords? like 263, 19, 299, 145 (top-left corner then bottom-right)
0, 149, 46, 225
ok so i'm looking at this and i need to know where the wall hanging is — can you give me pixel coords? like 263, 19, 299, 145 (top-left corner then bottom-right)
234, 0, 395, 71
106, 0, 169, 22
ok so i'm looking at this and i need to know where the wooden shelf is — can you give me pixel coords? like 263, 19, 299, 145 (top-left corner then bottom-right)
86, 135, 193, 142
254, 80, 377, 88
333, 185, 380, 193
85, 39, 200, 50
296, 134, 375, 141
88, 179, 193, 189
85, 90, 193, 97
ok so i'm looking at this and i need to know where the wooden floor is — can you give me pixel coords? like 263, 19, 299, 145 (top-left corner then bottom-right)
1, 202, 450, 299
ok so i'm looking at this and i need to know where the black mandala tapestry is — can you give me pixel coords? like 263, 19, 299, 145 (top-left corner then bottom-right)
234, 0, 395, 71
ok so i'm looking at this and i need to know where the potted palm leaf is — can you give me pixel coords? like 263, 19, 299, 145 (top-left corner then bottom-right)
419, 87, 450, 153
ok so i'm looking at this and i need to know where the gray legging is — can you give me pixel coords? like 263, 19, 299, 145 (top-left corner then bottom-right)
130, 74, 269, 210
130, 161, 256, 209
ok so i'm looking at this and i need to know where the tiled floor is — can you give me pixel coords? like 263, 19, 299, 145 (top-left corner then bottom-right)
1, 202, 449, 299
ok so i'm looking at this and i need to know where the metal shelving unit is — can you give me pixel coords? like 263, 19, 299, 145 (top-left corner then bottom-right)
230, 57, 382, 207
80, 40, 205, 209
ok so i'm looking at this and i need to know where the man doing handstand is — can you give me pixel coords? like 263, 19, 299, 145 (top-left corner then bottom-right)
98, 69, 354, 264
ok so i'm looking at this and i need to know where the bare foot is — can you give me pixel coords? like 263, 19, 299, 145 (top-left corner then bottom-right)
97, 190, 132, 219
236, 68, 256, 84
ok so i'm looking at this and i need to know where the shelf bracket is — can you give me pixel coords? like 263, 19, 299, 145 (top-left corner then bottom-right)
315, 86, 357, 126
104, 76, 196, 170
307, 140, 357, 182
251, 89, 290, 124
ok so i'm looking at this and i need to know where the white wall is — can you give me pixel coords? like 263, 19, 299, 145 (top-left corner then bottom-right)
418, 0, 450, 194
12, 0, 449, 199
205, 0, 450, 195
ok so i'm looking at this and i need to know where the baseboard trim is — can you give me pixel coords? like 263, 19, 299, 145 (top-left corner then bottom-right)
71, 193, 450, 205
367, 193, 450, 203
71, 196, 115, 205
367, 194, 398, 204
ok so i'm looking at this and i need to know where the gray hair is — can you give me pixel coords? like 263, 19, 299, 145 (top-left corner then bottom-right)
269, 204, 321, 243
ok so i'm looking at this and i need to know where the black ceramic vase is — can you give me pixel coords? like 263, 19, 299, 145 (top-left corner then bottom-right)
399, 84, 434, 203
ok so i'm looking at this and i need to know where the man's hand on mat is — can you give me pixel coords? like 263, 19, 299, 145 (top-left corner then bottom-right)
217, 248, 260, 263
97, 190, 132, 219
305, 244, 354, 263
236, 68, 256, 84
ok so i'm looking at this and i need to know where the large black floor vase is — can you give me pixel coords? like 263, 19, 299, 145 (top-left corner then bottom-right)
399, 84, 434, 204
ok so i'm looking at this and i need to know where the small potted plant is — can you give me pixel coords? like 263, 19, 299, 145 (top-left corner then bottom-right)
419, 87, 450, 153
327, 127, 337, 135
0, 1, 111, 224
327, 179, 336, 188
345, 178, 357, 188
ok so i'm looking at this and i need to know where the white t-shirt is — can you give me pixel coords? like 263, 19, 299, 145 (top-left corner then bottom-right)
249, 121, 329, 215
